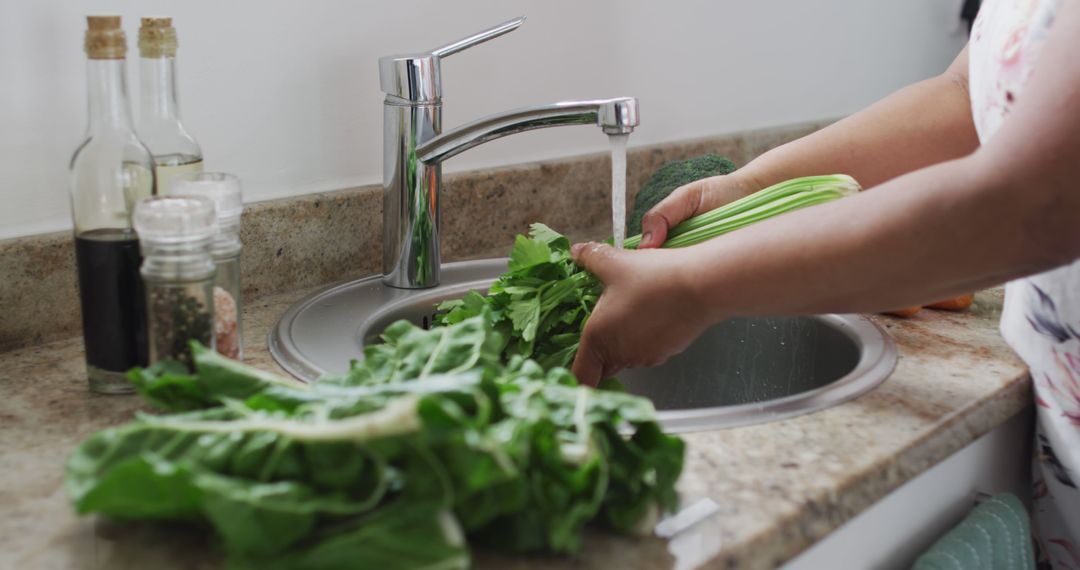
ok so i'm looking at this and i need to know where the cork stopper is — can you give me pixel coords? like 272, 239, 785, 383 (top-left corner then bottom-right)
139, 17, 178, 58
85, 16, 126, 60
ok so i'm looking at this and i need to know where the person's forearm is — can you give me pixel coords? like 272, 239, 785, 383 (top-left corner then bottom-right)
682, 5, 1080, 318
735, 52, 978, 193
686, 151, 1075, 319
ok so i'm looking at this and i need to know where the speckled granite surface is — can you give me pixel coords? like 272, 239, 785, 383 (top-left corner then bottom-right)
0, 121, 825, 352
0, 285, 1030, 569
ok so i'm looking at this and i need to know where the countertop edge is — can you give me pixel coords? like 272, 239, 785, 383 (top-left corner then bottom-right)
729, 371, 1032, 569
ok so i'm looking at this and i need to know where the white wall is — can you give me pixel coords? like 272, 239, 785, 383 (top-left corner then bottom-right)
0, 1, 967, 240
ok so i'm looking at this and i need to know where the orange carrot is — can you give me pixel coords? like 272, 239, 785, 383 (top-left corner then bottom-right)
883, 306, 923, 318
926, 293, 974, 311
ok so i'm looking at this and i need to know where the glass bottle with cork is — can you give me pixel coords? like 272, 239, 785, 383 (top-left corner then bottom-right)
171, 173, 245, 360
137, 17, 203, 195
70, 16, 155, 394
133, 196, 217, 370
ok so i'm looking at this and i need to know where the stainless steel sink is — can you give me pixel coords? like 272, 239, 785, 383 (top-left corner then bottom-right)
269, 258, 897, 432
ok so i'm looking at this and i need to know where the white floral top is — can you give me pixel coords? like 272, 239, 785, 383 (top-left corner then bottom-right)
971, 0, 1080, 567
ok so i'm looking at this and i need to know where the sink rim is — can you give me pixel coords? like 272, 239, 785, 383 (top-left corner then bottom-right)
269, 258, 509, 381
269, 258, 898, 433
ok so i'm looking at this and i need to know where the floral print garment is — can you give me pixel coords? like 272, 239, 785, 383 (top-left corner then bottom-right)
971, 0, 1080, 567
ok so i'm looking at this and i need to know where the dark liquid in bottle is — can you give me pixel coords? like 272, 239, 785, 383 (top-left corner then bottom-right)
75, 228, 148, 372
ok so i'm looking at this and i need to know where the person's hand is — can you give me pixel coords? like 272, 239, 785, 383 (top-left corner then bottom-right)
569, 242, 718, 386
638, 173, 759, 248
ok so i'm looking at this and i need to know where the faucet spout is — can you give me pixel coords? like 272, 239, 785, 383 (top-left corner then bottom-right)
417, 97, 639, 165
379, 16, 641, 288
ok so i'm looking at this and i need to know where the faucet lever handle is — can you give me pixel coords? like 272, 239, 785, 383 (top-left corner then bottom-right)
431, 16, 525, 58
379, 16, 525, 101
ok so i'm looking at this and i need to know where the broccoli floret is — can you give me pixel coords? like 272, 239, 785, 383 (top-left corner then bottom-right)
627, 154, 737, 235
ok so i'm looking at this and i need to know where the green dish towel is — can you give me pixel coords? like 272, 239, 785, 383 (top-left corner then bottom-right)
912, 493, 1033, 570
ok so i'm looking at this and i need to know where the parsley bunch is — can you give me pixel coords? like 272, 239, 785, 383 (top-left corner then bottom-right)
436, 224, 600, 371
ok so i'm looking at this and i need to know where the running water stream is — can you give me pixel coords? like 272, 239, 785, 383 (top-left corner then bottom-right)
609, 133, 629, 249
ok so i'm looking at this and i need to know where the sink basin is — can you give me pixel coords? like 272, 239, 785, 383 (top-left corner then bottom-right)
269, 258, 897, 432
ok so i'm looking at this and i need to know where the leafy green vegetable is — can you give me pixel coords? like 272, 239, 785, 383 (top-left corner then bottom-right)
127, 345, 307, 412
626, 154, 737, 236
230, 502, 469, 570
438, 175, 861, 369
66, 313, 684, 568
436, 225, 601, 371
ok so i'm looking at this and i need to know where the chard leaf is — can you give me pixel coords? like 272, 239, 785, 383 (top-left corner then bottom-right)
198, 474, 320, 557
229, 502, 469, 570
70, 455, 202, 518
192, 343, 308, 398
127, 345, 310, 412
66, 291, 685, 565
127, 361, 214, 412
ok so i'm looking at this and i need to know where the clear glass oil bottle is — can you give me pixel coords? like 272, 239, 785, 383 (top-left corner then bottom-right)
137, 17, 203, 195
70, 16, 155, 394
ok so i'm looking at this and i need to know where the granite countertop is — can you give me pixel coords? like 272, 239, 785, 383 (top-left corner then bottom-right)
0, 282, 1030, 570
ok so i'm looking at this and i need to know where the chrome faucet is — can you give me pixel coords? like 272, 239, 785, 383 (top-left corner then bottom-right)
379, 16, 639, 288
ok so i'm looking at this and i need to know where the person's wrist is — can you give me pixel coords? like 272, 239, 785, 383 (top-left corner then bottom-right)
728, 168, 766, 199
669, 248, 729, 328
737, 149, 801, 195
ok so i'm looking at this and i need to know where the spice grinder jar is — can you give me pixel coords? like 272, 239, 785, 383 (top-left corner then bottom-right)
170, 172, 244, 361
133, 196, 217, 369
